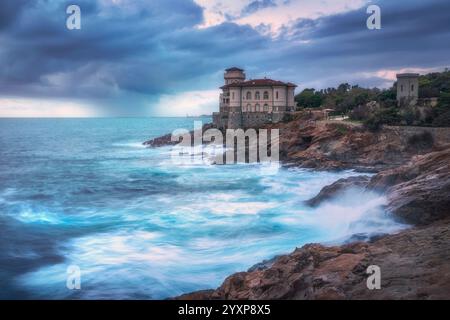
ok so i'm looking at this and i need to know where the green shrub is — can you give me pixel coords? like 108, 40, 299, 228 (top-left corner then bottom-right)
364, 107, 401, 131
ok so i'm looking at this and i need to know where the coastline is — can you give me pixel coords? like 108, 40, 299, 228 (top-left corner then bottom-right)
143, 116, 450, 300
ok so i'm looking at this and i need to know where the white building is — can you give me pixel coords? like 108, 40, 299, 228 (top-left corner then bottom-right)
213, 67, 297, 129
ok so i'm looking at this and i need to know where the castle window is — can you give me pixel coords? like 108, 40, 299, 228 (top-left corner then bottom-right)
255, 91, 260, 100
276, 91, 279, 99
246, 91, 251, 100
263, 104, 269, 112
263, 91, 269, 100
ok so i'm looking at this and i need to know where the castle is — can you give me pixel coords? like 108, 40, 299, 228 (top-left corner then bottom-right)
213, 67, 297, 129
396, 73, 419, 105
396, 73, 438, 108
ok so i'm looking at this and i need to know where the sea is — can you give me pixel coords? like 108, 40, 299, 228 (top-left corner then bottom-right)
0, 117, 406, 299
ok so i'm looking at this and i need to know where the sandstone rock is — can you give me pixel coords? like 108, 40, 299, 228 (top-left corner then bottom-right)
305, 176, 370, 207
269, 119, 441, 171
371, 147, 450, 225
176, 147, 450, 300
143, 123, 213, 147
306, 147, 450, 225
178, 220, 450, 300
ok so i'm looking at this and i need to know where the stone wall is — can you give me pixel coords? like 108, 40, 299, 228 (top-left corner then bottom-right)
385, 125, 450, 145
241, 112, 271, 128
212, 112, 228, 130
213, 111, 290, 129
227, 113, 243, 129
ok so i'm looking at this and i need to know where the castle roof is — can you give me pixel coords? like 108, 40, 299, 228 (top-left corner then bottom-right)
225, 67, 244, 72
221, 78, 297, 89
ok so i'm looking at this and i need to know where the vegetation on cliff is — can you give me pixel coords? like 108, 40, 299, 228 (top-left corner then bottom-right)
295, 69, 450, 128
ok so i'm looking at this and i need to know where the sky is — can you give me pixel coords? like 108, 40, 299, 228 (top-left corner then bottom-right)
0, 0, 449, 117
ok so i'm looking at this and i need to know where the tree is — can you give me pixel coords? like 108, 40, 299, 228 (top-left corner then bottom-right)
337, 83, 351, 93
295, 89, 323, 109
364, 107, 401, 131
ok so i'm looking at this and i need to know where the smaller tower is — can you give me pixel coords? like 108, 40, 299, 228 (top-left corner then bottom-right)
396, 73, 419, 105
224, 67, 245, 85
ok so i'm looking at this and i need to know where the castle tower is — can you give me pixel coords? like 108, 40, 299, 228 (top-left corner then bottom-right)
224, 67, 245, 85
396, 73, 419, 105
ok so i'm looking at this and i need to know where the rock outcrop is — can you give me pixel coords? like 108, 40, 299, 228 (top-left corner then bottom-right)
304, 176, 370, 207
380, 148, 450, 225
178, 147, 450, 300
272, 120, 439, 171
143, 114, 447, 172
178, 219, 450, 300
143, 123, 214, 147
144, 116, 450, 300
304, 147, 450, 226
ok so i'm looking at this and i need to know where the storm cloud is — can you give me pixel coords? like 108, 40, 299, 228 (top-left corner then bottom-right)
0, 0, 449, 116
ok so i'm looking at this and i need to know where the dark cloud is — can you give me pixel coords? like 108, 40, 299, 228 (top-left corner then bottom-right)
0, 0, 449, 115
272, 0, 450, 88
241, 0, 277, 17
0, 0, 31, 30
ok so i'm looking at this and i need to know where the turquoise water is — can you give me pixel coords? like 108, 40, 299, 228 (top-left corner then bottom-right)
0, 118, 405, 299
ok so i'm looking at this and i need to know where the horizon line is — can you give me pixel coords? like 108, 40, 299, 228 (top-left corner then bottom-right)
0, 115, 212, 119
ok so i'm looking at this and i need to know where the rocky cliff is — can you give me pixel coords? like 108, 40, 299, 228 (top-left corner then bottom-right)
269, 118, 441, 171
177, 147, 450, 300
143, 116, 450, 299
178, 219, 450, 300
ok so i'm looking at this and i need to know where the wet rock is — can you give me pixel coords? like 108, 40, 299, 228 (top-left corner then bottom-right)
247, 255, 281, 272
372, 147, 450, 225
305, 176, 370, 207
176, 147, 450, 300
143, 123, 214, 148
264, 118, 442, 171
178, 220, 450, 300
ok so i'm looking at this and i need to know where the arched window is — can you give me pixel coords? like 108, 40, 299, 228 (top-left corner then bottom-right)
246, 91, 251, 100
255, 103, 260, 112
276, 91, 279, 99
246, 104, 251, 112
263, 91, 269, 100
255, 91, 260, 100
263, 104, 269, 112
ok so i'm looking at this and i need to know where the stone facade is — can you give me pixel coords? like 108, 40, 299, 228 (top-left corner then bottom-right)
213, 67, 297, 129
397, 73, 419, 106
